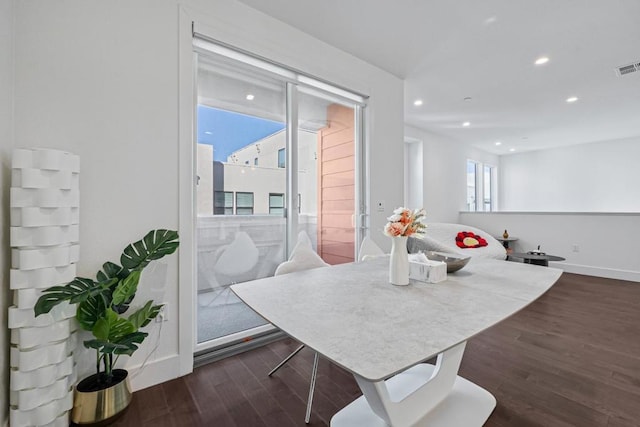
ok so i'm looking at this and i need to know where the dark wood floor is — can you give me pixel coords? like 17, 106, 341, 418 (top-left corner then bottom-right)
114, 272, 640, 426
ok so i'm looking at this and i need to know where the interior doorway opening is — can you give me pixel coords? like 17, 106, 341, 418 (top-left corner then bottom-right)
404, 138, 423, 209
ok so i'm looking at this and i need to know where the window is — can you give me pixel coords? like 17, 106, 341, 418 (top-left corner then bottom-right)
236, 192, 254, 215
214, 191, 233, 215
466, 160, 478, 211
277, 148, 285, 168
483, 165, 494, 211
467, 160, 497, 212
269, 193, 284, 215
254, 157, 258, 166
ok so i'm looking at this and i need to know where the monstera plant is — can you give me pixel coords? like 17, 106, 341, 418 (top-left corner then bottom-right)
34, 229, 179, 391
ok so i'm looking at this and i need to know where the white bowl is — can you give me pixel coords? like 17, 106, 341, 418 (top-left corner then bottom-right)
425, 251, 471, 273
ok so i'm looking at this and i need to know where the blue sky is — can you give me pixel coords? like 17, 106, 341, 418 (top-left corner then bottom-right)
197, 105, 285, 162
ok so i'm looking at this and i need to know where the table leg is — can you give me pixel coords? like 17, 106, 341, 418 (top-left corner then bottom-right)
502, 241, 511, 260
330, 341, 496, 427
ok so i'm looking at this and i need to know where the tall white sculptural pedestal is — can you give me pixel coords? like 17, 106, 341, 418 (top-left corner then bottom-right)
9, 148, 80, 427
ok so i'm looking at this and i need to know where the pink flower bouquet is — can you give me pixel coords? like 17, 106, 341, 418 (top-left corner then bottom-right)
383, 207, 426, 237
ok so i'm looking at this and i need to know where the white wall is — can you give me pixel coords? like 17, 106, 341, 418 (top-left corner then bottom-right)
0, 0, 13, 424
14, 1, 181, 391
410, 130, 640, 282
12, 0, 403, 392
404, 125, 499, 223
404, 139, 423, 209
500, 137, 640, 212
460, 212, 640, 282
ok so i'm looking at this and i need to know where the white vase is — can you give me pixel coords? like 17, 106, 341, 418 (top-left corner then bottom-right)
389, 236, 409, 286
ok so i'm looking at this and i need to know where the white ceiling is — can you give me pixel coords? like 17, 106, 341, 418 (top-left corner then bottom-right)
238, 0, 640, 155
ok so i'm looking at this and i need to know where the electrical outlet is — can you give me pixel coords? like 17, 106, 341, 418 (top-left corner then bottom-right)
572, 244, 579, 253
156, 303, 169, 322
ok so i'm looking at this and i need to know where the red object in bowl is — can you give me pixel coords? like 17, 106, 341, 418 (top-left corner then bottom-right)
455, 231, 488, 248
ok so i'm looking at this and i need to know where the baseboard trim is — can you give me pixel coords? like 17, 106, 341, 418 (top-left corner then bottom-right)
552, 262, 640, 283
126, 354, 182, 392
194, 330, 285, 368
125, 330, 286, 391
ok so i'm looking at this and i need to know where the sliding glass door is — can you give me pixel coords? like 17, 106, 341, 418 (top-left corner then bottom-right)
298, 90, 358, 264
194, 43, 365, 353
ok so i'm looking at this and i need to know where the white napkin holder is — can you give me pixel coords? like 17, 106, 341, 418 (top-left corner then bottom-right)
408, 253, 447, 284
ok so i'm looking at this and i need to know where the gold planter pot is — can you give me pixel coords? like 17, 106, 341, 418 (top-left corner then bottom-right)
71, 369, 132, 425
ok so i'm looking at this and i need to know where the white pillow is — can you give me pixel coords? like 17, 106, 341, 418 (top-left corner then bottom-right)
274, 232, 329, 276
295, 230, 312, 247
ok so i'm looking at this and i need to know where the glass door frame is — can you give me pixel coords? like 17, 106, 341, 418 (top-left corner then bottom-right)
285, 82, 298, 258
192, 38, 368, 354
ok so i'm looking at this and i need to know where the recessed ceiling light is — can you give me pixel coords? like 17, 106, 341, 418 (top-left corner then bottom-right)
535, 57, 549, 65
509, 148, 516, 152
483, 16, 497, 25
462, 122, 471, 127
566, 96, 578, 103
246, 94, 255, 101
413, 99, 423, 106
495, 141, 502, 146
204, 131, 212, 135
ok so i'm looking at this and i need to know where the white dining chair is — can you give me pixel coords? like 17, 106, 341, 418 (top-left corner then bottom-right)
199, 231, 260, 308
268, 231, 328, 424
214, 231, 260, 280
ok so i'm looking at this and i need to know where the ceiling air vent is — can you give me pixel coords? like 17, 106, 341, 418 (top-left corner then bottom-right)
616, 61, 640, 76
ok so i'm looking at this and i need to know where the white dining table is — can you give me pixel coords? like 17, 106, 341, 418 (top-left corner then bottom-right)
231, 256, 562, 427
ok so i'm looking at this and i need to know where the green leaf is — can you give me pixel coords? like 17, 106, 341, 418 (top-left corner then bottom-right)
84, 331, 148, 356
91, 308, 135, 343
112, 296, 134, 315
83, 339, 105, 350
128, 301, 163, 330
109, 318, 135, 342
97, 261, 124, 282
112, 271, 141, 307
34, 278, 107, 316
112, 332, 148, 356
92, 313, 112, 341
141, 304, 163, 328
120, 229, 179, 271
76, 293, 108, 331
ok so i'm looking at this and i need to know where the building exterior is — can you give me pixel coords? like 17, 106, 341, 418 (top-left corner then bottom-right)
197, 129, 318, 217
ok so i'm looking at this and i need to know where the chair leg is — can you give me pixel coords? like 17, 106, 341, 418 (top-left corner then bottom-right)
305, 352, 319, 424
268, 344, 305, 376
267, 344, 319, 423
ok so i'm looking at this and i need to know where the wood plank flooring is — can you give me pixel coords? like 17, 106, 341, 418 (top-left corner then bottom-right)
113, 272, 640, 426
